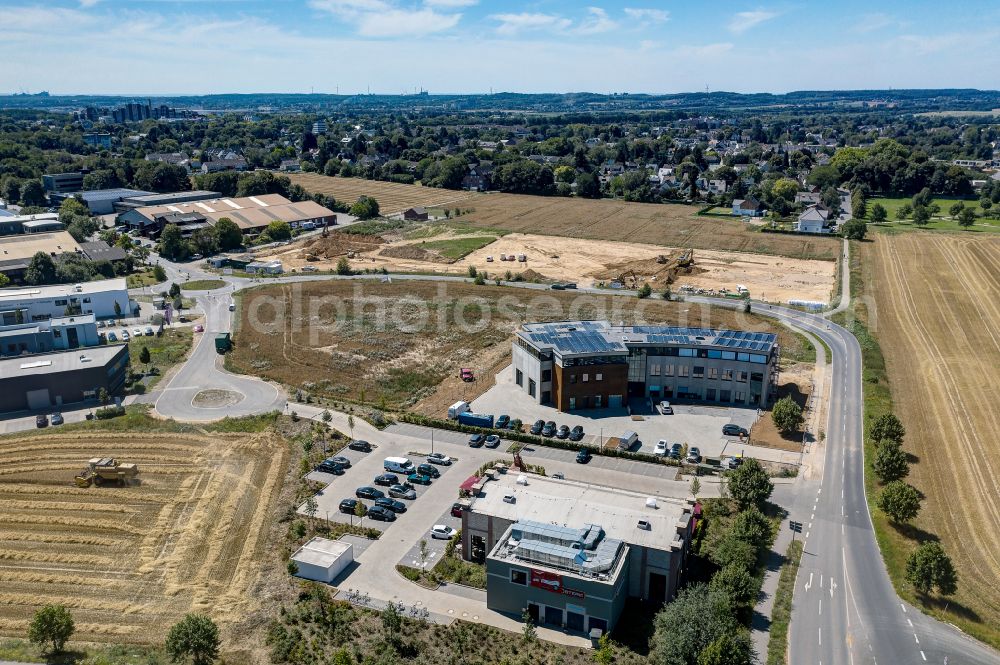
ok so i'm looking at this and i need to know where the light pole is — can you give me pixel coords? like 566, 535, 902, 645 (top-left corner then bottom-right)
431, 428, 434, 455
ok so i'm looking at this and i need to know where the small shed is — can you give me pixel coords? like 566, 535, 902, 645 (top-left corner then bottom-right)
402, 207, 428, 221
291, 537, 354, 583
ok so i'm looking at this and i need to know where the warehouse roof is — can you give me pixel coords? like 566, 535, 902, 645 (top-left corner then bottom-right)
0, 232, 83, 264
0, 277, 128, 302
291, 537, 353, 568
127, 194, 336, 231
0, 344, 126, 378
66, 188, 153, 202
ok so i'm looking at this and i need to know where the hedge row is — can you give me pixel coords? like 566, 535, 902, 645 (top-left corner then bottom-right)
398, 412, 681, 468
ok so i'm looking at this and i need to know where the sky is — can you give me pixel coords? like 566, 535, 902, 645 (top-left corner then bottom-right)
1, 0, 999, 96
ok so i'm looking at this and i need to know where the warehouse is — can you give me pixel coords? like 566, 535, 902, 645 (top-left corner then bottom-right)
118, 194, 337, 236
0, 232, 84, 281
462, 473, 695, 635
0, 213, 63, 236
0, 344, 129, 412
512, 321, 779, 412
291, 537, 354, 583
50, 188, 154, 214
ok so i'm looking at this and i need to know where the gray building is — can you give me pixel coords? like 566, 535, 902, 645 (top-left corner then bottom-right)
51, 188, 154, 214
0, 313, 100, 357
512, 321, 779, 412
42, 172, 85, 194
112, 190, 222, 213
463, 473, 695, 635
0, 344, 129, 412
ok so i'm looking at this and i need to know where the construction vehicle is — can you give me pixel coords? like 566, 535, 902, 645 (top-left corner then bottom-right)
75, 458, 140, 487
615, 269, 640, 289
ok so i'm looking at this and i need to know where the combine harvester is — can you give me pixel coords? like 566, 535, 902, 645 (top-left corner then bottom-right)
75, 457, 140, 487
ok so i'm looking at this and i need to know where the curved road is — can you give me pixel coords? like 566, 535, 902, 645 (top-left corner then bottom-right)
139, 249, 998, 663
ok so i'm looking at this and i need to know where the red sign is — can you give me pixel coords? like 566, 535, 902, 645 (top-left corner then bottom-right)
530, 569, 585, 599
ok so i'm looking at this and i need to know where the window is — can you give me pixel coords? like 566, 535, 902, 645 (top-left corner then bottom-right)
707, 388, 716, 401
53, 329, 62, 338
570, 375, 577, 384
596, 373, 603, 381
721, 351, 736, 360
679, 348, 695, 357
569, 397, 576, 410
708, 367, 718, 379
511, 569, 528, 585
693, 366, 704, 378
82, 297, 91, 304
54, 299, 67, 306
722, 368, 733, 381
664, 364, 674, 376
707, 350, 722, 359
737, 371, 748, 383
541, 369, 551, 382
582, 374, 589, 383
594, 395, 602, 407
515, 369, 523, 386
650, 363, 661, 376
735, 391, 745, 402
737, 352, 750, 362
750, 354, 767, 364
528, 379, 536, 397
678, 365, 690, 377
720, 389, 731, 402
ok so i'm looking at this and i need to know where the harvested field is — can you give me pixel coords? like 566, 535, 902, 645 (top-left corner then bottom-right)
286, 172, 475, 215
0, 429, 288, 643
230, 280, 811, 412
868, 233, 1000, 646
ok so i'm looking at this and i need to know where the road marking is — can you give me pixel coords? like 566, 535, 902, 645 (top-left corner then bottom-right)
920, 650, 926, 661
805, 572, 813, 591
811, 513, 815, 520
907, 618, 913, 628
818, 627, 822, 646
819, 598, 822, 615
830, 578, 837, 598
821, 574, 824, 588
806, 530, 810, 539
914, 634, 919, 644
901, 603, 907, 613
841, 523, 845, 534
809, 522, 813, 529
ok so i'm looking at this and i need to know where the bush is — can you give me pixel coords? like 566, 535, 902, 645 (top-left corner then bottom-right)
637, 283, 652, 299
94, 405, 126, 419
771, 396, 803, 435
28, 605, 74, 654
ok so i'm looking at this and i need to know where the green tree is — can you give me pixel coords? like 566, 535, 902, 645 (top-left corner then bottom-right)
710, 531, 758, 570
24, 251, 57, 285
841, 217, 868, 240
876, 481, 922, 523
896, 203, 913, 220
521, 610, 537, 643
264, 220, 292, 241
133, 162, 191, 193
168, 282, 181, 297
771, 177, 799, 203
696, 632, 754, 665
152, 264, 167, 282
637, 283, 652, 299
349, 195, 380, 220
165, 614, 219, 665
906, 542, 958, 596
957, 207, 976, 228
948, 201, 965, 219
727, 458, 773, 510
709, 565, 757, 610
912, 205, 931, 226
20, 180, 47, 207
160, 224, 189, 261
729, 505, 772, 550
870, 413, 905, 445
353, 498, 366, 526
139, 346, 151, 370
214, 217, 243, 251
870, 202, 887, 224
650, 584, 746, 665
2, 178, 20, 204
771, 396, 803, 435
0, 272, 8, 287
28, 605, 75, 654
873, 438, 909, 483
575, 171, 601, 198
335, 257, 352, 275
852, 195, 868, 219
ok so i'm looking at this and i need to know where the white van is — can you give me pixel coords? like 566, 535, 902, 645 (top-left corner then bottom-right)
617, 431, 639, 451
384, 457, 415, 474
448, 401, 471, 420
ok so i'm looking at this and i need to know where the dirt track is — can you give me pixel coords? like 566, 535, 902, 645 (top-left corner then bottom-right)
870, 233, 1000, 638
0, 430, 288, 642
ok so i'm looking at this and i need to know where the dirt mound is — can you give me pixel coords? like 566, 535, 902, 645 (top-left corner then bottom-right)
299, 233, 382, 260
594, 257, 703, 285
379, 244, 443, 263
516, 269, 551, 283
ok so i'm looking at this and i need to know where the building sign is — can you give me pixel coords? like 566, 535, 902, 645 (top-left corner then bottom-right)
530, 569, 585, 599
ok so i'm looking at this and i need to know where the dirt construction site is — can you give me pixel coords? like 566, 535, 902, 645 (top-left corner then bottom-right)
0, 429, 288, 643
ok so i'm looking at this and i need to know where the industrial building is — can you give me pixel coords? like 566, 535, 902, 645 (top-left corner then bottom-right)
0, 344, 129, 412
0, 213, 64, 236
50, 188, 154, 215
0, 277, 134, 323
462, 473, 695, 635
112, 190, 222, 213
0, 232, 84, 282
0, 313, 101, 357
118, 194, 337, 236
512, 321, 779, 411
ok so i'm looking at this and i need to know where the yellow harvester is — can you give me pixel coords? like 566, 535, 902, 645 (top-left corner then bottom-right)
75, 458, 140, 487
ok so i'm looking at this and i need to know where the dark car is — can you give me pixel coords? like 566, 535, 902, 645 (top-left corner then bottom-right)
576, 448, 592, 464
451, 502, 464, 518
496, 414, 510, 430
339, 498, 361, 514
316, 461, 345, 475
530, 419, 545, 435
563, 282, 577, 289
568, 425, 585, 441
375, 497, 407, 513
328, 455, 351, 468
355, 486, 385, 500
367, 505, 397, 522
668, 443, 683, 460
348, 439, 373, 452
555, 425, 570, 439
374, 473, 399, 487
416, 463, 441, 478
722, 424, 749, 437
550, 283, 565, 290
541, 421, 557, 437
407, 472, 432, 486
468, 433, 485, 448
35, 414, 49, 428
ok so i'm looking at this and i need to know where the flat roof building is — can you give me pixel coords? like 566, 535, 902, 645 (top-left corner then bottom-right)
0, 232, 84, 281
42, 172, 85, 195
51, 188, 154, 214
512, 321, 779, 411
0, 213, 63, 236
0, 343, 129, 412
119, 194, 337, 236
112, 190, 222, 213
463, 472, 695, 635
0, 277, 133, 323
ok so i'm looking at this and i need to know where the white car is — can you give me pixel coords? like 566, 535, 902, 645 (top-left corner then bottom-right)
430, 524, 456, 540
426, 453, 452, 466
659, 400, 673, 415
686, 447, 702, 463
132, 327, 144, 338
120, 329, 130, 341
654, 439, 668, 456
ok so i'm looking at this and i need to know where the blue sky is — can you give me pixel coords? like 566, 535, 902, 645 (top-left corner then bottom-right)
2, 1, 999, 95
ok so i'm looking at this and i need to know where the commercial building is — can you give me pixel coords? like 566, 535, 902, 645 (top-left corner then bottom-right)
50, 188, 154, 215
118, 194, 337, 236
0, 232, 84, 282
512, 321, 778, 411
83, 133, 112, 149
463, 473, 695, 634
0, 213, 63, 236
112, 190, 221, 213
42, 172, 86, 195
0, 313, 100, 357
0, 278, 134, 323
0, 344, 129, 412
291, 537, 353, 583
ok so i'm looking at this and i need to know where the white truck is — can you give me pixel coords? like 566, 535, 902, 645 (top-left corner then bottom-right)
448, 401, 471, 420
617, 431, 639, 451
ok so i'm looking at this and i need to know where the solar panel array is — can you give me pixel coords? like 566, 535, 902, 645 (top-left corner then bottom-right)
525, 330, 626, 355
521, 322, 777, 356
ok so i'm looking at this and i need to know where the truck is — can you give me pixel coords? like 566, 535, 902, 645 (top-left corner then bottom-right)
616, 431, 639, 451
75, 457, 140, 487
215, 333, 232, 354
448, 401, 471, 420
458, 412, 494, 428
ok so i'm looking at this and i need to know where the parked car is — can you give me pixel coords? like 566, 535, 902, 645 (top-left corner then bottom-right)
339, 498, 361, 514
328, 455, 351, 468
468, 433, 485, 448
407, 472, 432, 486
388, 484, 416, 500
555, 425, 570, 439
686, 447, 702, 463
228, 303, 235, 311
355, 486, 384, 500
132, 327, 143, 338
348, 439, 372, 452
496, 414, 510, 429
316, 461, 345, 475
669, 443, 683, 460
375, 497, 407, 513
48, 412, 64, 426
541, 421, 557, 437
460, 368, 475, 382
484, 434, 501, 448
367, 505, 396, 522
426, 453, 452, 466
563, 282, 577, 289
576, 448, 592, 464
373, 473, 399, 487
301, 266, 318, 272
568, 425, 584, 441
416, 463, 440, 478
723, 424, 749, 437
530, 419, 545, 435
659, 400, 673, 415
431, 524, 457, 540
120, 330, 130, 341
723, 456, 744, 470
450, 502, 464, 518
35, 414, 49, 428
193, 325, 204, 333
106, 331, 118, 342
654, 439, 668, 457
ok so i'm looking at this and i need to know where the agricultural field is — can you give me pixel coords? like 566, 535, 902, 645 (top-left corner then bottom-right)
0, 427, 289, 644
286, 172, 475, 215
867, 233, 1000, 645
229, 280, 812, 414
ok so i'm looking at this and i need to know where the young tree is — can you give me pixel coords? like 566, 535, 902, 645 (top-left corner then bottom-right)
152, 264, 167, 282
912, 205, 931, 226
906, 542, 958, 596
771, 396, 803, 435
957, 207, 977, 228
214, 217, 244, 251
690, 477, 701, 499
304, 496, 318, 522
637, 283, 652, 299
336, 257, 352, 275
727, 458, 773, 510
876, 481, 922, 523
381, 602, 402, 646
353, 498, 366, 526
419, 539, 429, 570
896, 203, 913, 220
165, 614, 220, 665
870, 202, 887, 224
870, 413, 905, 445
948, 201, 965, 219
521, 610, 537, 643
28, 605, 75, 654
139, 346, 151, 372
873, 439, 909, 483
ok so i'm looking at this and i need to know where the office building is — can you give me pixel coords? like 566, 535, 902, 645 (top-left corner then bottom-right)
83, 133, 112, 149
0, 277, 134, 323
312, 120, 328, 135
42, 172, 86, 194
512, 321, 779, 411
0, 313, 101, 357
0, 213, 63, 236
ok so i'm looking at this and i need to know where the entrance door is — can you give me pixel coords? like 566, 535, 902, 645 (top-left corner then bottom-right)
527, 603, 540, 624
566, 611, 585, 632
649, 572, 667, 604
544, 606, 563, 626
608, 394, 622, 408
67, 327, 79, 349
26, 389, 50, 410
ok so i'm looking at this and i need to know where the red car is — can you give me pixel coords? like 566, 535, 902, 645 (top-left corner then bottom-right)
451, 502, 464, 518
460, 368, 475, 382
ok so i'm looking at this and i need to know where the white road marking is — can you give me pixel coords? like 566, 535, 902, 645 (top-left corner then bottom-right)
914, 634, 919, 644
819, 598, 822, 615
805, 572, 814, 591
901, 603, 907, 613
821, 574, 824, 588
818, 627, 822, 646
920, 650, 926, 661
812, 513, 816, 520
907, 618, 913, 628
